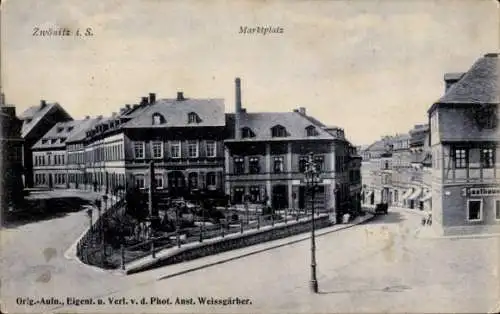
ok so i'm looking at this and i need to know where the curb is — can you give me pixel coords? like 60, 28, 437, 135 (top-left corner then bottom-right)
125, 214, 375, 277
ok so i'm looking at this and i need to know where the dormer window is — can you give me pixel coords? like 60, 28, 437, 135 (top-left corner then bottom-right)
241, 127, 255, 138
188, 112, 201, 124
42, 139, 48, 145
51, 139, 57, 144
305, 125, 319, 136
67, 126, 74, 132
25, 118, 32, 124
152, 113, 166, 125
56, 127, 64, 133
271, 125, 287, 137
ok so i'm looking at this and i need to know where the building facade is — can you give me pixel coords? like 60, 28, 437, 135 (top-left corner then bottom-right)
224, 78, 360, 220
0, 94, 24, 211
80, 92, 227, 199
32, 118, 97, 189
19, 100, 72, 188
429, 53, 499, 235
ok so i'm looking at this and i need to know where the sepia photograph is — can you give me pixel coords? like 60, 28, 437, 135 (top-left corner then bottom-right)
1, 0, 499, 313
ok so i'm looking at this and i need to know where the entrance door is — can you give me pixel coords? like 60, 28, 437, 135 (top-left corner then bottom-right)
272, 185, 288, 210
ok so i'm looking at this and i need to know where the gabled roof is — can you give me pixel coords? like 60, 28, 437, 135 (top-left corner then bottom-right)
436, 53, 499, 105
66, 117, 101, 143
32, 119, 94, 149
228, 111, 337, 141
121, 98, 225, 128
19, 102, 72, 138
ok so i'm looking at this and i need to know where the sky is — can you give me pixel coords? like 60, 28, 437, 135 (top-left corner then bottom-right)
1, 0, 498, 145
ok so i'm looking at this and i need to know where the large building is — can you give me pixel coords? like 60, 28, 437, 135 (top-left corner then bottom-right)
0, 94, 24, 211
19, 100, 72, 188
224, 78, 361, 220
428, 52, 499, 235
32, 118, 98, 188
78, 92, 227, 199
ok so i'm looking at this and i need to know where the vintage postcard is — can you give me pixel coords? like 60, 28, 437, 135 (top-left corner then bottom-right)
1, 0, 499, 313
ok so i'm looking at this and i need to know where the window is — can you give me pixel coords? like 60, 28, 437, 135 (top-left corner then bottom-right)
135, 175, 145, 189
206, 172, 216, 186
249, 186, 261, 202
299, 156, 308, 173
170, 141, 181, 158
453, 148, 467, 169
154, 174, 164, 189
496, 200, 500, 220
273, 156, 284, 173
56, 127, 64, 133
249, 157, 260, 174
151, 141, 163, 159
152, 113, 166, 125
271, 125, 287, 137
42, 139, 48, 145
188, 173, 198, 189
306, 125, 318, 136
134, 142, 145, 159
480, 148, 495, 168
206, 141, 216, 158
467, 199, 482, 221
241, 127, 255, 138
314, 155, 324, 172
234, 157, 245, 174
51, 139, 57, 144
233, 187, 245, 204
188, 112, 200, 124
188, 141, 198, 158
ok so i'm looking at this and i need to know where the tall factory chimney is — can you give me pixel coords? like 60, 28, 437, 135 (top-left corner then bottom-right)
235, 77, 242, 139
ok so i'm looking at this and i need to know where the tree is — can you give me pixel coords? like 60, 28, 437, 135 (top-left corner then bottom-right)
125, 186, 148, 222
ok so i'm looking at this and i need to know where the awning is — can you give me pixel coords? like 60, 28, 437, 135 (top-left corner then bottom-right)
420, 192, 432, 202
407, 188, 422, 201
401, 188, 413, 200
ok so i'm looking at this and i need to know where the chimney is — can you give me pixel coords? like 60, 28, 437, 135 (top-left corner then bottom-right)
140, 97, 148, 106
97, 115, 103, 120
119, 108, 126, 114
149, 93, 156, 104
298, 107, 306, 115
85, 115, 90, 119
0, 93, 5, 106
40, 99, 47, 109
235, 77, 242, 139
133, 104, 139, 109
176, 92, 185, 101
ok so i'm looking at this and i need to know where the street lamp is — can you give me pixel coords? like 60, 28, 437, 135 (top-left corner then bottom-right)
305, 152, 321, 293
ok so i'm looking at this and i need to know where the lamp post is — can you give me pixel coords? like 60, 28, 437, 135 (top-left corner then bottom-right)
305, 152, 320, 293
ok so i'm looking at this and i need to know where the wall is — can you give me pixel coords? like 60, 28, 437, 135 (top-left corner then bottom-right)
126, 215, 332, 274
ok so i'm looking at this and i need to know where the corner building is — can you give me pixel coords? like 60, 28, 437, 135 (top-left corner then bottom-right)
429, 53, 499, 235
224, 78, 360, 219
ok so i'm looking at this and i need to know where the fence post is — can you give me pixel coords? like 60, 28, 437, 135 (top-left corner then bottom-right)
221, 225, 225, 238
199, 224, 203, 243
176, 229, 181, 248
240, 220, 244, 234
120, 244, 125, 270
285, 208, 288, 224
271, 213, 274, 227
151, 240, 155, 258
257, 215, 260, 230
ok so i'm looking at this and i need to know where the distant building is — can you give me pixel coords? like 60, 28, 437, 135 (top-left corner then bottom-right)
224, 78, 360, 220
428, 53, 499, 235
32, 118, 96, 189
19, 100, 72, 188
0, 94, 24, 210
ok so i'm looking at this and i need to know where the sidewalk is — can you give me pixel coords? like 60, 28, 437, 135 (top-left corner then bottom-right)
122, 213, 375, 276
